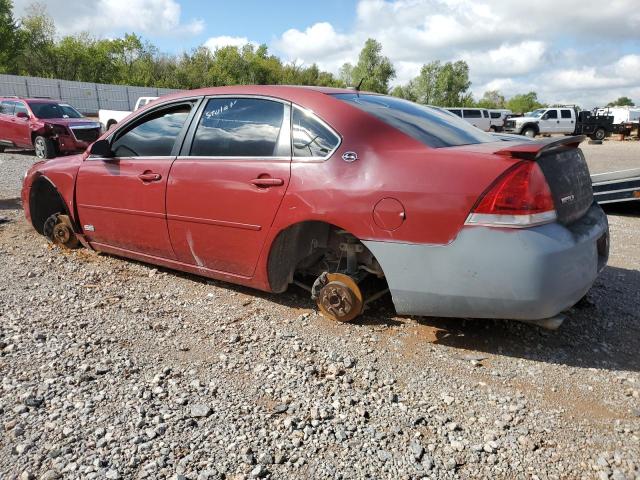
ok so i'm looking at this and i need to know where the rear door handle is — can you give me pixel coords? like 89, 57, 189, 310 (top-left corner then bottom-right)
250, 178, 284, 187
138, 172, 162, 182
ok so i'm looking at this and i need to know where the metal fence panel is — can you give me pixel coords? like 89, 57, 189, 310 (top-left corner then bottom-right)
0, 74, 180, 115
0, 74, 29, 97
96, 83, 130, 112
59, 79, 99, 114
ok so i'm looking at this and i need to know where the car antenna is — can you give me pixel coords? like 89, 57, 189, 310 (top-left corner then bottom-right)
355, 77, 365, 92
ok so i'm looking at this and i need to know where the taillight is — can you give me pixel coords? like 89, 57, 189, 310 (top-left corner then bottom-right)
465, 161, 557, 228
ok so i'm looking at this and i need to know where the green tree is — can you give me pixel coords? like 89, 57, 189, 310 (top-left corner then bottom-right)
348, 39, 395, 93
391, 60, 472, 107
476, 90, 505, 109
506, 91, 545, 114
607, 96, 635, 107
18, 3, 56, 77
0, 0, 22, 73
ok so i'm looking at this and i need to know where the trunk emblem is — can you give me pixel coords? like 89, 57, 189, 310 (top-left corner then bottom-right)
342, 151, 358, 163
84, 224, 95, 232
561, 194, 575, 204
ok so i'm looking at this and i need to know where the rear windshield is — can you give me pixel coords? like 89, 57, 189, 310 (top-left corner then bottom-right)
27, 102, 83, 119
333, 93, 494, 148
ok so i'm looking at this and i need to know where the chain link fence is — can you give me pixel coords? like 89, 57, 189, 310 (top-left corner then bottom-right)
0, 74, 179, 115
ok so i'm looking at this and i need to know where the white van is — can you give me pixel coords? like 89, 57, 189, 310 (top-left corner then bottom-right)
446, 108, 492, 131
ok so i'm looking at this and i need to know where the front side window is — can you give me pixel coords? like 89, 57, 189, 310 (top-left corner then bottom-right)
448, 109, 462, 117
191, 98, 286, 157
27, 102, 83, 119
463, 109, 481, 118
545, 109, 558, 119
334, 94, 494, 148
490, 112, 501, 119
561, 109, 572, 119
111, 104, 192, 157
14, 102, 29, 116
292, 106, 340, 158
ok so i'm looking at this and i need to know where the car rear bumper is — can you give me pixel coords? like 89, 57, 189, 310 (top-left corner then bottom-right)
363, 203, 609, 321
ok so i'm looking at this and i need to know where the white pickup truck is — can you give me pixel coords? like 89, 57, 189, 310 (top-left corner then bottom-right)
99, 96, 157, 131
504, 107, 613, 140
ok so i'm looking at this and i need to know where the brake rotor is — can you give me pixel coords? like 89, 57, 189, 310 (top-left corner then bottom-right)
52, 215, 79, 249
316, 273, 363, 322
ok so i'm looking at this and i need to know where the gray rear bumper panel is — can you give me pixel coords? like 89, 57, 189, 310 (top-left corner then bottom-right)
364, 204, 609, 321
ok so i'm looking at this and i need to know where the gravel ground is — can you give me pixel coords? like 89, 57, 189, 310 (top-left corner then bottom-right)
1, 147, 639, 480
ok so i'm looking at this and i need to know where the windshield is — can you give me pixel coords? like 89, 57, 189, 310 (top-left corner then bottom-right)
529, 109, 546, 118
27, 102, 83, 119
333, 93, 495, 148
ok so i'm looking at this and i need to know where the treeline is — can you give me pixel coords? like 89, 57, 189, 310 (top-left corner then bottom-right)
0, 1, 633, 112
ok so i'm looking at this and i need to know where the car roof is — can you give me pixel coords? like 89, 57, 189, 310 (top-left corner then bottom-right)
153, 85, 372, 104
0, 97, 60, 103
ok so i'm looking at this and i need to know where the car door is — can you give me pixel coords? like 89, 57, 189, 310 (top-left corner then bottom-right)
559, 109, 574, 133
166, 96, 292, 278
13, 101, 32, 146
0, 101, 16, 145
541, 109, 559, 133
76, 100, 197, 259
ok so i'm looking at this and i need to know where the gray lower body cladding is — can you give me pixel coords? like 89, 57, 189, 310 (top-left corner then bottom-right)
364, 204, 609, 321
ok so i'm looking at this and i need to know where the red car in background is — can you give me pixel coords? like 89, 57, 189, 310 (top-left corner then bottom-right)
21, 86, 609, 326
0, 97, 102, 159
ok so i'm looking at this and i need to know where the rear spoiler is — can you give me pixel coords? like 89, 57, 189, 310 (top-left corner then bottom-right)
495, 135, 585, 160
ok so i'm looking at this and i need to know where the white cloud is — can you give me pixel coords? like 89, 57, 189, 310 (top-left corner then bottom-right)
12, 0, 204, 37
204, 36, 257, 51
274, 23, 359, 72
271, 0, 640, 107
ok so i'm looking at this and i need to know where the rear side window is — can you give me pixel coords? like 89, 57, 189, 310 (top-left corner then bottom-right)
546, 109, 558, 119
561, 109, 572, 119
0, 101, 15, 115
111, 104, 192, 157
191, 98, 286, 157
463, 109, 481, 118
292, 106, 340, 158
334, 94, 494, 148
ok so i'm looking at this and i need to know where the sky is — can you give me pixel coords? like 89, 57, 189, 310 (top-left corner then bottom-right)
11, 0, 640, 108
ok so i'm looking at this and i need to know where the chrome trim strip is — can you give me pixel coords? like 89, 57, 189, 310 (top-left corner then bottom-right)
464, 211, 557, 228
166, 213, 261, 231
78, 203, 165, 219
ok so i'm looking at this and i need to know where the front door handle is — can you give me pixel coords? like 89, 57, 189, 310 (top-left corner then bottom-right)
138, 172, 162, 182
250, 178, 284, 187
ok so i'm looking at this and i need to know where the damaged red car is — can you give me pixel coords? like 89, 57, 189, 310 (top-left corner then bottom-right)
21, 86, 609, 326
0, 97, 102, 159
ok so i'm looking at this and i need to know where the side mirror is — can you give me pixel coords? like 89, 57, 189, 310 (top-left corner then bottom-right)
541, 114, 549, 120
89, 139, 114, 158
16, 111, 29, 119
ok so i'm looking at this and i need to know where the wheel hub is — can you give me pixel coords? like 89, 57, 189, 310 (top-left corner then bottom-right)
315, 273, 363, 322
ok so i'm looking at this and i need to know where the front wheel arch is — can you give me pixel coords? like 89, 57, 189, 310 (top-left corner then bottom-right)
29, 176, 73, 235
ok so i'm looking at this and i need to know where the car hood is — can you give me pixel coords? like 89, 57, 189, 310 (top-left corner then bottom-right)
39, 118, 101, 128
513, 116, 538, 123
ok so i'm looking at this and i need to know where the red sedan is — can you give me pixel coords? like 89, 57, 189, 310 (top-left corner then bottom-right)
21, 86, 609, 325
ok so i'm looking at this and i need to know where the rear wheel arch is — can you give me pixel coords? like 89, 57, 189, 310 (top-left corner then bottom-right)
29, 176, 73, 235
266, 221, 385, 293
